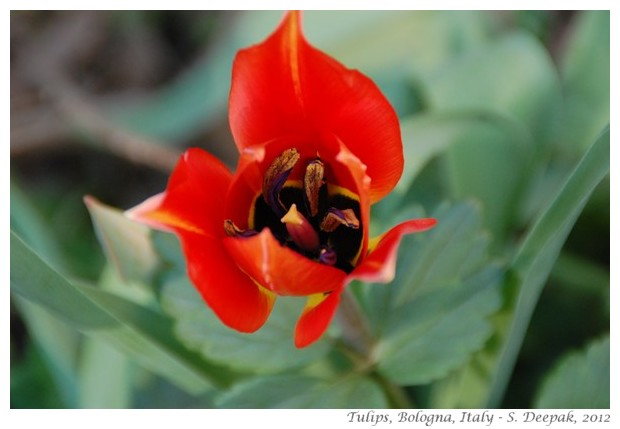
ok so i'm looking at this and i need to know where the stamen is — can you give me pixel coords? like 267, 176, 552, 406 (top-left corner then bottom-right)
224, 219, 258, 238
263, 148, 300, 215
320, 208, 360, 232
304, 159, 325, 217
319, 246, 337, 266
280, 204, 320, 252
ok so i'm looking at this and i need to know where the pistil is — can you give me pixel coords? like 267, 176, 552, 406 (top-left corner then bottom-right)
280, 204, 320, 252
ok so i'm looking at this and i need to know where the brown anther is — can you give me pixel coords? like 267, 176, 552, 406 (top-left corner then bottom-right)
224, 219, 257, 238
320, 208, 360, 232
262, 148, 300, 212
304, 159, 325, 217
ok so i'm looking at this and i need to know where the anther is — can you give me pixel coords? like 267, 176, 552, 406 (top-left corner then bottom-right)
304, 159, 325, 217
320, 208, 360, 232
224, 219, 258, 238
319, 246, 337, 266
263, 148, 300, 216
280, 203, 320, 252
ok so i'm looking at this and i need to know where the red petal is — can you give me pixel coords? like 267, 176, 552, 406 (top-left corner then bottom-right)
328, 140, 372, 263
294, 289, 342, 348
180, 232, 275, 332
127, 148, 232, 237
224, 142, 270, 229
127, 148, 275, 332
223, 228, 347, 296
350, 218, 437, 284
229, 11, 403, 203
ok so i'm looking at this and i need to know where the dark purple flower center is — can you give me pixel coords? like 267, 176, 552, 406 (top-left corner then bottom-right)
225, 148, 363, 273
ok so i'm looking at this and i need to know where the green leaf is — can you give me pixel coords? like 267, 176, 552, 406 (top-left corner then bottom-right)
485, 126, 610, 407
10, 340, 64, 408
217, 374, 388, 408
361, 202, 503, 385
560, 11, 610, 153
11, 179, 81, 407
10, 179, 68, 270
430, 126, 610, 409
78, 337, 132, 408
426, 32, 561, 146
161, 275, 330, 374
85, 196, 160, 284
10, 231, 234, 394
12, 298, 80, 408
306, 11, 488, 77
397, 112, 531, 241
535, 335, 609, 408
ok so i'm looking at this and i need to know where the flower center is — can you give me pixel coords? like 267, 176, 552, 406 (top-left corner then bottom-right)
225, 148, 363, 273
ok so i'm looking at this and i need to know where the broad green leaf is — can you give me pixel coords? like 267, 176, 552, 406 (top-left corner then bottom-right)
308, 11, 488, 77
430, 126, 610, 408
426, 32, 561, 147
397, 112, 531, 241
132, 375, 216, 409
217, 374, 388, 408
560, 11, 609, 153
10, 232, 234, 394
152, 230, 186, 274
485, 126, 609, 407
534, 335, 609, 408
428, 338, 502, 409
161, 275, 330, 374
85, 196, 160, 284
360, 202, 503, 385
78, 338, 132, 408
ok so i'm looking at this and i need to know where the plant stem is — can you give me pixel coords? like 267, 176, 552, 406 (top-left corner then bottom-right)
372, 372, 416, 409
336, 288, 415, 409
335, 288, 374, 360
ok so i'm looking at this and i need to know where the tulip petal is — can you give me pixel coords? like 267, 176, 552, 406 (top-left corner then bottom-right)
294, 289, 342, 348
223, 228, 347, 297
127, 148, 275, 332
126, 148, 232, 237
351, 218, 437, 284
329, 140, 372, 262
180, 232, 276, 333
229, 11, 403, 203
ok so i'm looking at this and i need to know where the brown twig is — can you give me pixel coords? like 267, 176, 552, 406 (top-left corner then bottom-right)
46, 78, 180, 172
11, 11, 181, 172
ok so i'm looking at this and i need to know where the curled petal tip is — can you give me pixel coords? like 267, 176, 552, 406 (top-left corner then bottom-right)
124, 193, 174, 232
294, 290, 342, 348
350, 217, 438, 284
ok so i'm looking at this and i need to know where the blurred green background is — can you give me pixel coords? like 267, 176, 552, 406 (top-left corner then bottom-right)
10, 11, 609, 409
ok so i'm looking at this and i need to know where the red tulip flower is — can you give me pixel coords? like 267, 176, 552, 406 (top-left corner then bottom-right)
127, 11, 436, 348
